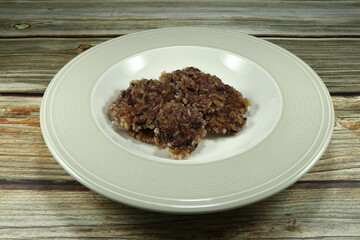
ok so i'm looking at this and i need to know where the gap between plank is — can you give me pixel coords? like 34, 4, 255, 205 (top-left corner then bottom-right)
0, 33, 360, 39
0, 179, 359, 191
330, 92, 360, 97
0, 179, 86, 191
0, 92, 44, 97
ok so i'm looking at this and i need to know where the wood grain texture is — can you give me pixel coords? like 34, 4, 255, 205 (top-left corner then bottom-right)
1, 1, 359, 238
0, 0, 359, 37
267, 38, 360, 94
0, 96, 71, 181
0, 37, 359, 94
0, 96, 359, 184
0, 186, 359, 239
0, 38, 101, 93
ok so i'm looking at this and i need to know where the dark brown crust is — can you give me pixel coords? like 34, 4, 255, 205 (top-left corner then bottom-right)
127, 129, 155, 144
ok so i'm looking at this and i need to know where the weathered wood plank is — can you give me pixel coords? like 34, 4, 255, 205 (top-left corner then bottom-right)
267, 38, 360, 94
0, 96, 358, 238
0, 0, 359, 37
302, 96, 360, 181
0, 37, 359, 94
0, 38, 100, 93
0, 96, 359, 183
0, 1, 358, 239
0, 187, 359, 239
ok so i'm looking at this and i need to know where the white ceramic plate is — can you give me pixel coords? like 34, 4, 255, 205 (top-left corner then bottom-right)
40, 27, 334, 213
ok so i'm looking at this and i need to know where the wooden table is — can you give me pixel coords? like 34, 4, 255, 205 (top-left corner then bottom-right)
1, 1, 359, 239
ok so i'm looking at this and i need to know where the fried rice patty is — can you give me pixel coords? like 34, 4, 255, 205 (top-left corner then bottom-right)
108, 67, 250, 159
160, 67, 250, 134
154, 101, 206, 159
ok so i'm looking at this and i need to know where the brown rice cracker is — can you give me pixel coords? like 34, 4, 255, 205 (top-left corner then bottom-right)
206, 85, 251, 134
160, 67, 250, 134
160, 67, 225, 113
154, 101, 206, 159
108, 78, 176, 133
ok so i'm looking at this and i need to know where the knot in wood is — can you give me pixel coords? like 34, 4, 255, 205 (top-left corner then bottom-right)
77, 44, 93, 52
14, 23, 30, 30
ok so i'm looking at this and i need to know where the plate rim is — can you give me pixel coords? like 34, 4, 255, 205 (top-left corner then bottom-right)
40, 27, 334, 213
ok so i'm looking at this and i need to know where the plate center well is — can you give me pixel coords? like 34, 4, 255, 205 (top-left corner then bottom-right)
91, 46, 283, 164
